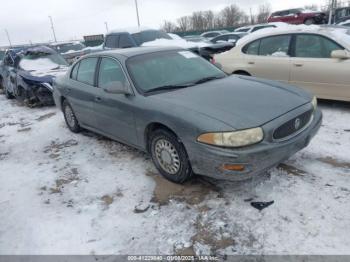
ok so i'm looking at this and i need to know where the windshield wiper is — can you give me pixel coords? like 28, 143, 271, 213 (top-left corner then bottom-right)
144, 84, 193, 94
193, 76, 225, 85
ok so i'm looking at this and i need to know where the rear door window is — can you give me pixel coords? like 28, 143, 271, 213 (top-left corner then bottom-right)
243, 40, 260, 55
76, 57, 98, 85
259, 35, 291, 56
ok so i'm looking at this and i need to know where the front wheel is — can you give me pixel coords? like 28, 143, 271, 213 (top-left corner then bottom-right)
62, 100, 81, 133
150, 129, 193, 184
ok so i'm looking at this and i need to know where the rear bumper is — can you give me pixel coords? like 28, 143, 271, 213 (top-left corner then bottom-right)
185, 108, 322, 181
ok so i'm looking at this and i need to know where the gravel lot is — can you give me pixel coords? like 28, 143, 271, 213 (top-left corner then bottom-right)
0, 94, 349, 255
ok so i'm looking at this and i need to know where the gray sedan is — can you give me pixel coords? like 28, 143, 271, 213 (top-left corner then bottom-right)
53, 46, 322, 183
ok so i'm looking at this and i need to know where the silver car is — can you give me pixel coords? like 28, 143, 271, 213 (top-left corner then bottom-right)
53, 47, 322, 183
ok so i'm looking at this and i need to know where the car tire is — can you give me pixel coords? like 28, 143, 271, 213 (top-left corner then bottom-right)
304, 18, 315, 25
62, 100, 81, 133
16, 87, 27, 102
4, 85, 14, 99
150, 129, 193, 184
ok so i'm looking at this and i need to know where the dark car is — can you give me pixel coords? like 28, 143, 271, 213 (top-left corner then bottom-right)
104, 28, 233, 61
1, 46, 68, 106
53, 47, 322, 184
49, 41, 90, 64
210, 32, 247, 45
334, 7, 350, 24
268, 8, 327, 25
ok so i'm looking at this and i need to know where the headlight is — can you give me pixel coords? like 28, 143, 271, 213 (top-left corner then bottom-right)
197, 127, 264, 148
311, 96, 317, 111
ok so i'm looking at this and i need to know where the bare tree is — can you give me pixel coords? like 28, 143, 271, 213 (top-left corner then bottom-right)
203, 10, 215, 29
220, 4, 245, 27
191, 11, 206, 30
256, 3, 272, 24
161, 20, 177, 33
177, 16, 191, 31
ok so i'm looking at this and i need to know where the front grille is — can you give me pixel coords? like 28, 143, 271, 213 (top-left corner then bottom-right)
273, 110, 313, 140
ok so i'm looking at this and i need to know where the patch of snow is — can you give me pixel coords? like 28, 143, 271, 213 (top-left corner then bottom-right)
141, 38, 210, 49
168, 33, 182, 40
0, 95, 349, 255
108, 26, 152, 35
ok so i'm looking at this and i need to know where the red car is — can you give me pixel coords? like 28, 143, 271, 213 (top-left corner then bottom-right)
268, 8, 327, 25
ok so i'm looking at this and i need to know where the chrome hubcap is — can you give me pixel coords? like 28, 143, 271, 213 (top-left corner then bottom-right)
65, 106, 75, 128
155, 139, 180, 175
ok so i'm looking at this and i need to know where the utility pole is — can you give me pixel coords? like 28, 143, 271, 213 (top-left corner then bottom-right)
104, 22, 109, 33
135, 0, 140, 27
48, 15, 57, 42
4, 29, 12, 47
328, 0, 336, 24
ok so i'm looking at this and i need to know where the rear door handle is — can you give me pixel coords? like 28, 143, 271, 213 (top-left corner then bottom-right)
248, 61, 255, 65
294, 63, 303, 67
95, 96, 102, 102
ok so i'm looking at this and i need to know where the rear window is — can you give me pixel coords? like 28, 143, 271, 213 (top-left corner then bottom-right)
131, 30, 171, 46
243, 35, 291, 57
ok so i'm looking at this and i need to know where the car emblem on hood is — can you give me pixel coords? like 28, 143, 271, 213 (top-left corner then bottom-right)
294, 118, 301, 130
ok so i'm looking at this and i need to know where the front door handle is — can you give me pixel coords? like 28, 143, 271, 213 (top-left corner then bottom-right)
294, 63, 303, 67
95, 96, 102, 102
248, 61, 255, 65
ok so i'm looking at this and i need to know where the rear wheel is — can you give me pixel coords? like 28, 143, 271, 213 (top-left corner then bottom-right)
150, 129, 193, 184
233, 71, 251, 76
304, 18, 315, 25
62, 100, 81, 133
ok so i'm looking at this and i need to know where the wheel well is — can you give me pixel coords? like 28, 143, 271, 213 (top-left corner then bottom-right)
60, 96, 66, 108
233, 70, 251, 76
144, 123, 178, 153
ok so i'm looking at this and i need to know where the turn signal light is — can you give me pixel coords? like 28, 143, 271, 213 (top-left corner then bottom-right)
222, 164, 245, 171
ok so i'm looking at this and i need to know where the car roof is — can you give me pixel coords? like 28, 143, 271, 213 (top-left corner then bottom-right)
85, 46, 183, 58
236, 24, 350, 48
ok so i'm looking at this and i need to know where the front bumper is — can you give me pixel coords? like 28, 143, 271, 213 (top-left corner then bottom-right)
185, 107, 322, 181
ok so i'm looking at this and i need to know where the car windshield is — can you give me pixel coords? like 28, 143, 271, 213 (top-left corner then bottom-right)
127, 50, 226, 93
54, 43, 85, 54
236, 28, 250, 32
19, 52, 68, 71
132, 30, 171, 46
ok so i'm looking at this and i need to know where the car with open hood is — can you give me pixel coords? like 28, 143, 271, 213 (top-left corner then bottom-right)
215, 25, 350, 102
49, 41, 90, 64
53, 46, 322, 184
1, 46, 68, 106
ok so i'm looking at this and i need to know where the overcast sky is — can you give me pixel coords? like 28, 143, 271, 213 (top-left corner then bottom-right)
0, 0, 322, 46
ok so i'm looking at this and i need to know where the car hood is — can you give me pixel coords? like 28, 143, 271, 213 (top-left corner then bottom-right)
154, 75, 311, 129
20, 66, 68, 83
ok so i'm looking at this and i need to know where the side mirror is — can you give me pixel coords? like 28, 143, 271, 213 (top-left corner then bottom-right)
331, 50, 350, 59
103, 81, 131, 95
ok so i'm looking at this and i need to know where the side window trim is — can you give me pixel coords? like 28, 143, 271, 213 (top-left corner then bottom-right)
70, 62, 80, 80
